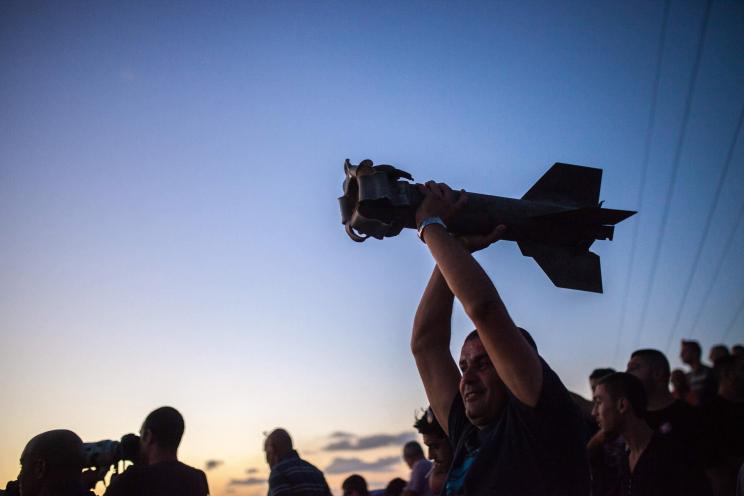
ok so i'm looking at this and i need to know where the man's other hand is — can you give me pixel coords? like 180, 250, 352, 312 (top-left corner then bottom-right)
415, 182, 467, 227
457, 225, 506, 253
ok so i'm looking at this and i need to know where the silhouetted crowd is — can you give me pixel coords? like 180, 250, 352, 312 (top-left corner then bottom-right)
3, 183, 744, 496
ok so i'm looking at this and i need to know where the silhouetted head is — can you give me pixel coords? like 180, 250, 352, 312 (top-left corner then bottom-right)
342, 474, 369, 496
715, 355, 744, 398
18, 429, 84, 496
402, 441, 424, 468
732, 344, 744, 357
459, 328, 537, 428
680, 340, 702, 366
627, 349, 670, 396
589, 368, 616, 394
384, 477, 407, 496
413, 407, 452, 482
670, 368, 689, 398
140, 406, 185, 464
592, 372, 647, 437
708, 344, 730, 366
264, 428, 293, 468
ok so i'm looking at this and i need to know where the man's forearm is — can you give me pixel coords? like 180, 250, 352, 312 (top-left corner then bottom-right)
412, 265, 454, 354
422, 225, 509, 325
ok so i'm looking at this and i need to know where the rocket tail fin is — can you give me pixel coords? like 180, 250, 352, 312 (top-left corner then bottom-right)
522, 163, 602, 207
518, 241, 603, 293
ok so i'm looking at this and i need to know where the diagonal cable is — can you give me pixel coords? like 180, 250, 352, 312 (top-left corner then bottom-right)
721, 292, 744, 342
634, 0, 713, 348
663, 103, 744, 351
681, 201, 744, 346
613, 0, 671, 364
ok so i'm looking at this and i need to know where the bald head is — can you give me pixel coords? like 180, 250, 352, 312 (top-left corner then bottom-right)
19, 430, 83, 496
264, 429, 293, 468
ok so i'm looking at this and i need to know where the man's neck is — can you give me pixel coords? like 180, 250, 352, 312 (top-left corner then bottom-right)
689, 360, 703, 373
622, 418, 653, 457
148, 449, 178, 465
646, 389, 675, 411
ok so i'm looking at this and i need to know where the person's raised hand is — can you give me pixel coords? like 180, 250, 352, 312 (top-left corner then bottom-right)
457, 224, 507, 253
415, 182, 467, 227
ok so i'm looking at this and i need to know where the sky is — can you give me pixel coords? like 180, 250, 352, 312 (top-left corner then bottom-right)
1, 0, 743, 494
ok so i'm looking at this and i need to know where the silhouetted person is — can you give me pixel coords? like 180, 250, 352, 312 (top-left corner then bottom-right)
414, 407, 453, 495
264, 429, 331, 496
586, 368, 624, 496
671, 368, 693, 403
342, 475, 369, 496
592, 372, 711, 496
105, 406, 209, 496
410, 183, 589, 495
401, 441, 432, 496
626, 349, 702, 448
16, 430, 88, 496
384, 478, 407, 496
702, 355, 744, 495
681, 340, 717, 406
733, 345, 744, 358
710, 344, 730, 367
590, 368, 616, 395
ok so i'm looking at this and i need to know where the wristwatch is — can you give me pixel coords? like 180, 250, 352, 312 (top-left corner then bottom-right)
417, 217, 447, 242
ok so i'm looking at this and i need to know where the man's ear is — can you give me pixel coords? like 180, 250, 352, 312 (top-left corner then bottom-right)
616, 397, 629, 415
32, 459, 47, 480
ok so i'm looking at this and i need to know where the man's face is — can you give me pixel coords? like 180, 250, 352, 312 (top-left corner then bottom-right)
139, 425, 154, 465
264, 439, 277, 468
680, 344, 694, 365
422, 433, 452, 468
458, 337, 507, 428
592, 384, 621, 436
626, 356, 654, 392
17, 444, 43, 496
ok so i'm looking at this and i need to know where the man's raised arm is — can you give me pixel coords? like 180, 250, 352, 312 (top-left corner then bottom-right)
411, 266, 461, 434
415, 182, 543, 407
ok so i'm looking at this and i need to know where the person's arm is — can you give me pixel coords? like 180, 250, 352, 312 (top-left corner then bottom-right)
416, 182, 543, 407
411, 265, 460, 434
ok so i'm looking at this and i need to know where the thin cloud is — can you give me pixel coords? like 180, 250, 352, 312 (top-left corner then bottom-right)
229, 477, 267, 486
204, 460, 223, 471
323, 432, 415, 451
329, 431, 354, 438
324, 456, 401, 474
245, 467, 259, 474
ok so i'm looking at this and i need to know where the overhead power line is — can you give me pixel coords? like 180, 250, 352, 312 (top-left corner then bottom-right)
681, 201, 744, 346
663, 103, 744, 351
634, 0, 713, 348
613, 0, 671, 364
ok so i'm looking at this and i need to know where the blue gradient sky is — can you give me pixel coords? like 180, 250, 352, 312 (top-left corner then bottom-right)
2, 1, 743, 495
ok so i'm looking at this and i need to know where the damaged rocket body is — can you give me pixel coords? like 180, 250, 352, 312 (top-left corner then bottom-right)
338, 159, 636, 293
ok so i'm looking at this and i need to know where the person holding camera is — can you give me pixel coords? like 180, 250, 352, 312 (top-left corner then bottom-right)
105, 406, 209, 496
13, 429, 92, 496
410, 182, 590, 495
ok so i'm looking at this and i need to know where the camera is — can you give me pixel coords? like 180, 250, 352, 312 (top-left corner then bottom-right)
83, 433, 140, 469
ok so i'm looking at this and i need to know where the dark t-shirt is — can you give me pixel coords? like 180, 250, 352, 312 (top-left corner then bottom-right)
701, 395, 744, 468
446, 358, 590, 496
644, 399, 704, 463
613, 433, 710, 496
105, 461, 210, 496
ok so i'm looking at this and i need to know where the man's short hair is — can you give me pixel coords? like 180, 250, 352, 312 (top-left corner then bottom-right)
403, 441, 424, 458
631, 349, 671, 379
589, 368, 616, 381
413, 407, 445, 437
465, 327, 537, 351
143, 406, 184, 450
342, 474, 368, 496
23, 430, 84, 474
714, 354, 742, 376
681, 340, 702, 357
597, 372, 647, 418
